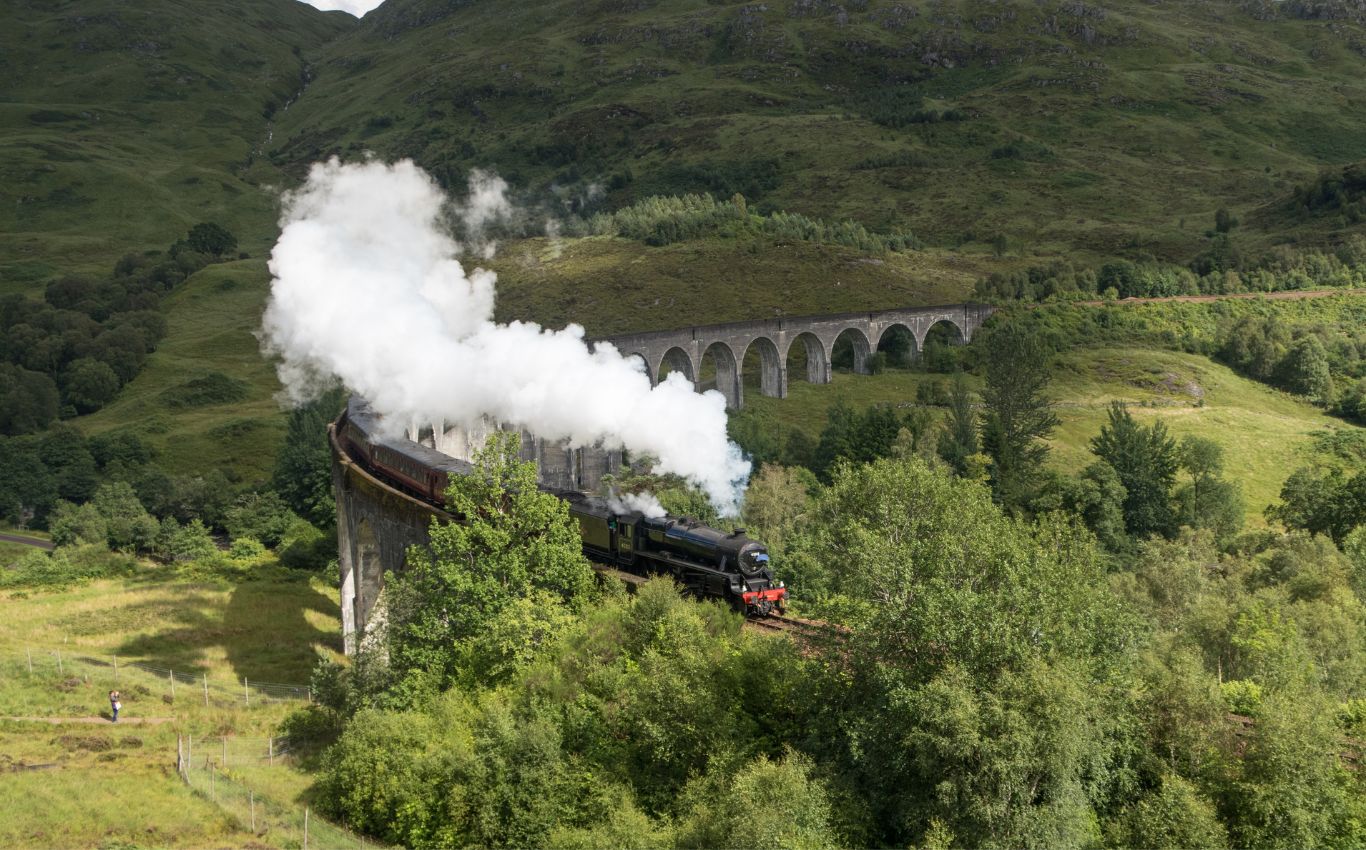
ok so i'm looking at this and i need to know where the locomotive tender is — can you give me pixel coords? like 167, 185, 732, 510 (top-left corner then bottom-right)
339, 397, 787, 616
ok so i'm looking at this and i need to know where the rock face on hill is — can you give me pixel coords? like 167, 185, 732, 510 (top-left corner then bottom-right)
6, 0, 1366, 282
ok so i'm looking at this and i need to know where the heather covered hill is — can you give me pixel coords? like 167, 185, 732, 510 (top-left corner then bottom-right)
0, 0, 351, 288
276, 0, 1366, 262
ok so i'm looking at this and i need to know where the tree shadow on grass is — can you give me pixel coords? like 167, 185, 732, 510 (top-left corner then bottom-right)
114, 574, 342, 686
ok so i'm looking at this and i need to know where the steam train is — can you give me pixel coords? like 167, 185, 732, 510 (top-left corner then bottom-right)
338, 398, 788, 616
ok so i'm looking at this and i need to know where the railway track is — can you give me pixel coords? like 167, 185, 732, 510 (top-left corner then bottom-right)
744, 613, 840, 639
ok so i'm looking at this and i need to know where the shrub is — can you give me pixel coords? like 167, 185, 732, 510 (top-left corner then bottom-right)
158, 372, 248, 409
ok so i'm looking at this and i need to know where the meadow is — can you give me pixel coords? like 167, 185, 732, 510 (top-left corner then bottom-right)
0, 568, 345, 849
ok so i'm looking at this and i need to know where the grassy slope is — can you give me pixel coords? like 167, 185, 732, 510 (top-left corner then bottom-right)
739, 346, 1363, 524
489, 236, 991, 336
0, 0, 351, 289
0, 570, 342, 848
76, 260, 287, 485
278, 0, 1366, 261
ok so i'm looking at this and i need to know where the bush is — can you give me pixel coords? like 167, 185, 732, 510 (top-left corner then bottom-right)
157, 372, 248, 409
49, 500, 108, 547
224, 491, 298, 549
0, 545, 135, 588
154, 518, 217, 563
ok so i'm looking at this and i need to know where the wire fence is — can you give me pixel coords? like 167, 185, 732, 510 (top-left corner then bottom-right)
176, 735, 382, 850
3, 644, 379, 847
3, 643, 312, 709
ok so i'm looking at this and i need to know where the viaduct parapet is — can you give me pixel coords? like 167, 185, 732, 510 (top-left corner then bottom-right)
597, 302, 994, 409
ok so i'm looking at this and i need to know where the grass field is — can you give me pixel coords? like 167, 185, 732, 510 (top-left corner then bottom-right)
737, 345, 1363, 524
0, 569, 344, 849
77, 260, 288, 486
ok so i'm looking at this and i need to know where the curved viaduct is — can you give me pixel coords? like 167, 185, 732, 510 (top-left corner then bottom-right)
598, 302, 994, 409
332, 302, 993, 652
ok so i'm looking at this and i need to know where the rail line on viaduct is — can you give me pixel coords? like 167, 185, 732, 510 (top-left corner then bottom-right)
331, 302, 993, 651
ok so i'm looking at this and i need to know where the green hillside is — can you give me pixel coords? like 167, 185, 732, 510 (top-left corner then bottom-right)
278, 0, 1366, 264
7, 0, 1366, 305
0, 0, 351, 288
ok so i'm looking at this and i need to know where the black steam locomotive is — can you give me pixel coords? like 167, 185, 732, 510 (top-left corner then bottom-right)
338, 398, 787, 616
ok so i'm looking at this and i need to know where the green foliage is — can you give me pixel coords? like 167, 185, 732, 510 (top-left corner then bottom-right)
577, 193, 921, 254
1034, 461, 1130, 554
157, 372, 249, 409
185, 222, 238, 257
1268, 466, 1366, 544
811, 400, 911, 481
980, 322, 1059, 508
740, 463, 816, 559
936, 371, 979, 477
223, 490, 299, 549
1177, 435, 1245, 544
48, 500, 107, 548
90, 481, 159, 552
1292, 160, 1366, 220
153, 518, 218, 563
675, 752, 838, 850
273, 387, 346, 528
1276, 335, 1335, 403
1092, 402, 1181, 539
0, 363, 59, 435
0, 544, 136, 589
386, 431, 596, 693
1105, 774, 1229, 850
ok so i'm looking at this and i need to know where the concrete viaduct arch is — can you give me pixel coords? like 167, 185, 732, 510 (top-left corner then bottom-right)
601, 302, 994, 409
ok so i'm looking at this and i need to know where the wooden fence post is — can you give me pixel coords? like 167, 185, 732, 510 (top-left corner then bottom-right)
244, 677, 249, 706
203, 673, 209, 706
113, 654, 118, 682
250, 791, 256, 832
26, 647, 32, 674
56, 650, 62, 676
269, 736, 274, 765
222, 737, 227, 768
304, 807, 310, 850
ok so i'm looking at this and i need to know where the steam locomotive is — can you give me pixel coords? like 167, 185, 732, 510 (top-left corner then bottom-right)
338, 398, 788, 616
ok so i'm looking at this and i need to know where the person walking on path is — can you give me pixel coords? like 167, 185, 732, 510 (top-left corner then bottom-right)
109, 690, 121, 723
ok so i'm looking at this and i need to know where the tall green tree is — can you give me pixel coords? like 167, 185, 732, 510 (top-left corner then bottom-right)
273, 387, 346, 529
1091, 402, 1180, 538
1269, 466, 1366, 544
789, 457, 1129, 847
1177, 436, 1244, 543
979, 323, 1058, 508
936, 371, 979, 477
1276, 335, 1334, 403
386, 431, 596, 693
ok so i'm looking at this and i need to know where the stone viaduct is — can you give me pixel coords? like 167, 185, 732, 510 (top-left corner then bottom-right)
598, 302, 995, 409
332, 302, 994, 652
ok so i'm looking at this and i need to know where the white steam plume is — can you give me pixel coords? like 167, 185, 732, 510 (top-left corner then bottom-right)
607, 491, 668, 519
261, 158, 751, 514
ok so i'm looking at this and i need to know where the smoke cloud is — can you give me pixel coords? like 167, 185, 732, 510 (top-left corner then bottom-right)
262, 158, 751, 514
607, 491, 668, 519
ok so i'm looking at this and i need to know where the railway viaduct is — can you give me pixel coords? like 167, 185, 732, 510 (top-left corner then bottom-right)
332, 302, 994, 652
598, 302, 995, 409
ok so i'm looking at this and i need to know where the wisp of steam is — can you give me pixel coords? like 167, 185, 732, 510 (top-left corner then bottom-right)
261, 158, 751, 514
